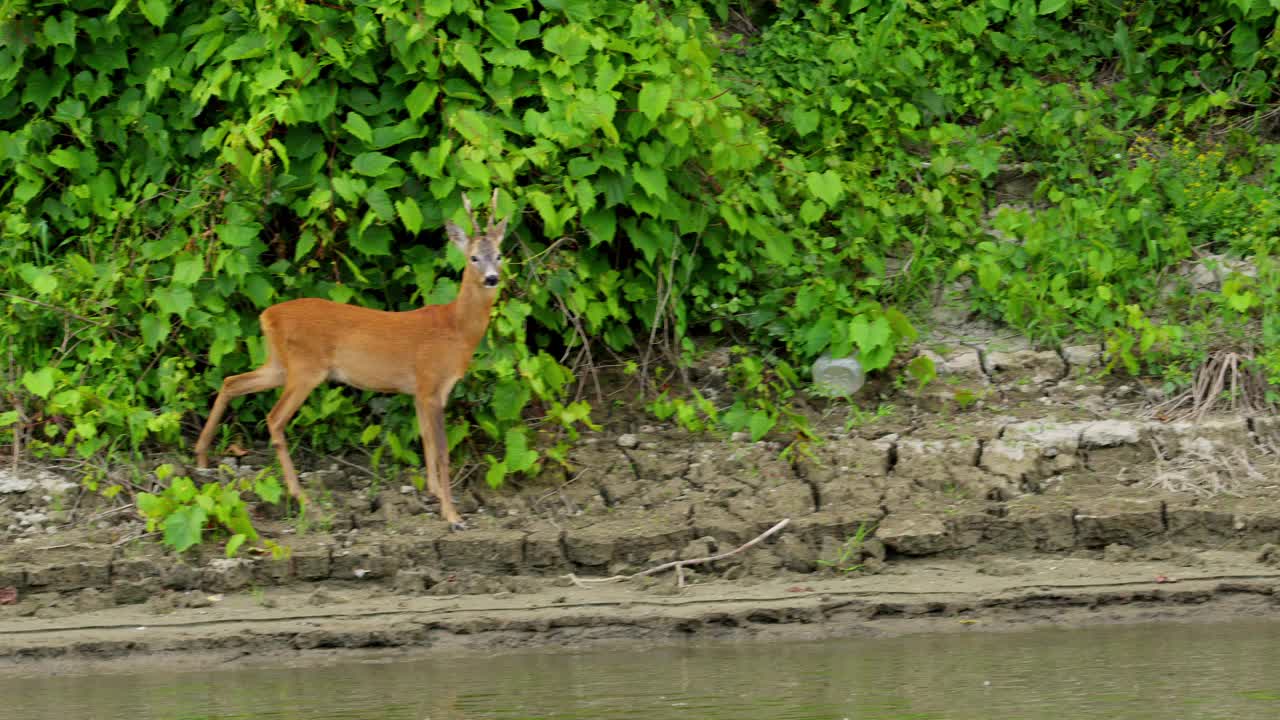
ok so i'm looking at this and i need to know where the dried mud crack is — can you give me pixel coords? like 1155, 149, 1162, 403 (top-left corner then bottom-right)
6, 347, 1280, 672
3, 558, 1280, 674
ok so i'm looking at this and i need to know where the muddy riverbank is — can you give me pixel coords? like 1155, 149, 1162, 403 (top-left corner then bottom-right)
4, 555, 1280, 677
4, 333, 1280, 671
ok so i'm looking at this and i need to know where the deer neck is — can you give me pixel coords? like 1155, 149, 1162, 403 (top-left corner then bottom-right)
450, 269, 498, 344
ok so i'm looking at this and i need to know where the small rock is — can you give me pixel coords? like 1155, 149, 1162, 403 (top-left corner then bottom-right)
307, 589, 338, 606
147, 593, 176, 615
875, 515, 950, 556
977, 560, 1031, 576
1103, 543, 1135, 562
616, 434, 639, 449
1062, 344, 1103, 369
1081, 420, 1141, 447
1258, 544, 1280, 568
730, 431, 751, 442
178, 592, 213, 609
393, 570, 427, 595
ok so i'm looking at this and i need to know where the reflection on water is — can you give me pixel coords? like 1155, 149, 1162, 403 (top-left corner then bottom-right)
4, 620, 1280, 719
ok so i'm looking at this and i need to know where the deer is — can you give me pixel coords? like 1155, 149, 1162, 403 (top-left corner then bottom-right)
193, 190, 509, 530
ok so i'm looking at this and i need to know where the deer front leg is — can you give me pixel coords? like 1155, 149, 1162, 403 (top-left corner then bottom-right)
417, 396, 465, 530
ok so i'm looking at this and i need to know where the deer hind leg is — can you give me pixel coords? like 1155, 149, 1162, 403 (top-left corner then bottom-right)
195, 362, 285, 469
264, 371, 325, 504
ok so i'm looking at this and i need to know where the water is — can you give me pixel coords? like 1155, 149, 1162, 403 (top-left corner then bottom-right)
4, 620, 1280, 719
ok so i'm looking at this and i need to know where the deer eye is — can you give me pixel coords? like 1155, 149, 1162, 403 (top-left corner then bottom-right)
470, 255, 479, 263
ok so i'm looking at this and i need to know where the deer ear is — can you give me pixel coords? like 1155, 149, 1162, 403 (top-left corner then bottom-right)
444, 220, 470, 253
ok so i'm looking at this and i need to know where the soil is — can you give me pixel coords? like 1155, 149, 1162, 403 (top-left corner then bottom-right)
4, 330, 1280, 675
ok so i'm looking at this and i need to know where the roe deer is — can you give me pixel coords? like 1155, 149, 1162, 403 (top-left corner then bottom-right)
194, 190, 509, 529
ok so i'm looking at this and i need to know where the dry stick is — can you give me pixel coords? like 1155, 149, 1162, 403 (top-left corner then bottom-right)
565, 518, 791, 589
637, 238, 682, 396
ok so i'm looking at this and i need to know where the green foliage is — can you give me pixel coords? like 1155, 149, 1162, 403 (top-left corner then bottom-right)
714, 0, 1280, 387
135, 463, 286, 556
4, 0, 1280, 493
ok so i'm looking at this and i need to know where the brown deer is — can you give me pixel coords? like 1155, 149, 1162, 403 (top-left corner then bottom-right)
194, 190, 509, 529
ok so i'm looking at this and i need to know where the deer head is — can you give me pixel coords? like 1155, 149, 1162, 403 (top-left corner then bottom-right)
445, 189, 508, 289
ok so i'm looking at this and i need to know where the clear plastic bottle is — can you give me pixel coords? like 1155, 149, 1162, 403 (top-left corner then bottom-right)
812, 353, 865, 396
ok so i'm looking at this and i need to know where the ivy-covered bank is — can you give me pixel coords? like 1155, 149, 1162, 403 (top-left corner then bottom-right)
3, 1, 1280, 492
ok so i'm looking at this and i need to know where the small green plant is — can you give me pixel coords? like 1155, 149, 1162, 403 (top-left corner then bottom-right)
136, 464, 287, 558
844, 403, 896, 432
817, 523, 874, 574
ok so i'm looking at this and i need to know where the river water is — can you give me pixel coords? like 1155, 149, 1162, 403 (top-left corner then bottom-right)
4, 620, 1279, 719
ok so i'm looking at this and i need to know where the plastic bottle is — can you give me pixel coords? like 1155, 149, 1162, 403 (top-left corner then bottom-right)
812, 353, 865, 396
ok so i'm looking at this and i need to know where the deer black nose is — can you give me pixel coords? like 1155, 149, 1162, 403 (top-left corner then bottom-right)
483, 274, 499, 287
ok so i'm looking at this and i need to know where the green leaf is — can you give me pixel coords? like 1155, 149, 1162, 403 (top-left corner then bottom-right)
906, 355, 937, 388
162, 505, 207, 553
138, 0, 171, 27
485, 459, 507, 489
395, 197, 424, 234
453, 43, 485, 81
21, 367, 56, 399
791, 107, 820, 136
884, 307, 918, 343
172, 255, 204, 285
405, 82, 437, 119
242, 274, 275, 308
805, 170, 844, 206
170, 476, 198, 503
342, 112, 374, 144
353, 225, 392, 256
43, 13, 77, 46
1038, 0, 1070, 14
135, 492, 167, 521
216, 223, 260, 248
503, 428, 539, 474
491, 378, 531, 422
543, 25, 590, 65
632, 165, 668, 201
637, 82, 672, 121
351, 152, 396, 176
366, 187, 394, 221
153, 286, 195, 319
225, 533, 247, 558
48, 148, 80, 169
254, 475, 283, 504
140, 313, 170, 347
748, 411, 775, 441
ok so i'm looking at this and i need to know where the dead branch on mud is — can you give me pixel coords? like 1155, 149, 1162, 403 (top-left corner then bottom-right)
564, 518, 791, 589
1146, 350, 1276, 421
1144, 438, 1265, 498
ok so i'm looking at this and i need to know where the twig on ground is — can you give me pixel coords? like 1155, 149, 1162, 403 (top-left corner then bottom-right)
80, 503, 136, 525
112, 531, 158, 547
563, 518, 791, 589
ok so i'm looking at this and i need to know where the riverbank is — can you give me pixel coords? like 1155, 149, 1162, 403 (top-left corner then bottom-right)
3, 552, 1280, 677
4, 331, 1280, 673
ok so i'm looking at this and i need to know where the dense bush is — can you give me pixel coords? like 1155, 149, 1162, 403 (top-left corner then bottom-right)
3, 0, 1279, 483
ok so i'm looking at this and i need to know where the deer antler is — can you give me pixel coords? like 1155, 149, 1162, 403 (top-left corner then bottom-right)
460, 192, 478, 233
486, 188, 500, 232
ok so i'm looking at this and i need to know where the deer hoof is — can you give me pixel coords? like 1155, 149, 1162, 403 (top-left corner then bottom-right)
449, 520, 468, 532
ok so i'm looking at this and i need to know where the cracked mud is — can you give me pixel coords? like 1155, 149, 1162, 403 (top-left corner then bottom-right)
4, 338, 1280, 672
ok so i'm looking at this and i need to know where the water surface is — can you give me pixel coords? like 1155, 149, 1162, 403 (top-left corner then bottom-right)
4, 620, 1280, 719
